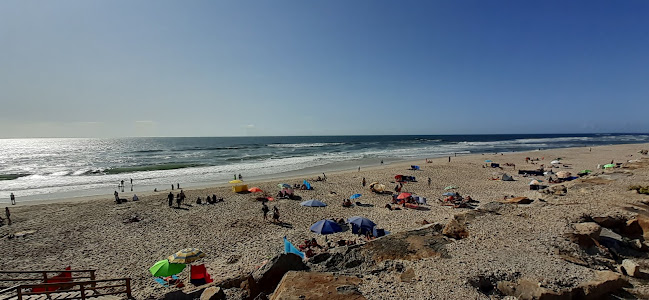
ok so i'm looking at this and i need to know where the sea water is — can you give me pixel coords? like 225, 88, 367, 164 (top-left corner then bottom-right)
1, 134, 647, 202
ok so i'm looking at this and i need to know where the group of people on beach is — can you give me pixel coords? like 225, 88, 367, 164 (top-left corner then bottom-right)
261, 202, 280, 224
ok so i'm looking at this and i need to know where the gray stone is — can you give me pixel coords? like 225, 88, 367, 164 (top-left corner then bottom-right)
200, 287, 226, 300
574, 222, 602, 240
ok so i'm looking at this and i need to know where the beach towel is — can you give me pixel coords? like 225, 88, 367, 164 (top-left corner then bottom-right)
284, 237, 305, 259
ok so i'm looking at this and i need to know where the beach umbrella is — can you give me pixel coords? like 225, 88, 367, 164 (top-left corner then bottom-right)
556, 171, 571, 179
580, 170, 592, 174
485, 160, 492, 163
300, 199, 327, 207
369, 182, 379, 188
397, 192, 412, 200
168, 248, 206, 264
604, 164, 615, 169
443, 192, 457, 196
347, 216, 376, 231
248, 187, 263, 193
529, 180, 540, 185
229, 180, 243, 184
350, 194, 362, 200
278, 183, 291, 189
551, 160, 561, 164
310, 220, 342, 235
149, 260, 185, 277
444, 186, 459, 190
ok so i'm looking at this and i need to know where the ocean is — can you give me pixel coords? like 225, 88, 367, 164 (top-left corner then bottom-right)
1, 134, 648, 202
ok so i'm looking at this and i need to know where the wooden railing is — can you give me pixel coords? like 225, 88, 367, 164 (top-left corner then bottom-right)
2, 278, 133, 300
0, 270, 96, 287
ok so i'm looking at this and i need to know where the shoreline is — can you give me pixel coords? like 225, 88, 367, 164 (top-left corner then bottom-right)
5, 142, 648, 207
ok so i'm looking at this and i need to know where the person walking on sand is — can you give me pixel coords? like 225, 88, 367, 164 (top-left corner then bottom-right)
272, 206, 280, 224
177, 183, 180, 189
262, 202, 269, 221
358, 166, 360, 172
168, 192, 174, 207
362, 177, 366, 187
171, 184, 174, 190
10, 193, 15, 205
428, 177, 431, 187
448, 156, 451, 162
238, 174, 242, 180
234, 174, 237, 180
114, 191, 119, 202
5, 207, 11, 225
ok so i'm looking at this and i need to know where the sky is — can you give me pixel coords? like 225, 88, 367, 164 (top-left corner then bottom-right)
1, 0, 648, 138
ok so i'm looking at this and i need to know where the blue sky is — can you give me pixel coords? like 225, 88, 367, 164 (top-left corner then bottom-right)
1, 0, 648, 137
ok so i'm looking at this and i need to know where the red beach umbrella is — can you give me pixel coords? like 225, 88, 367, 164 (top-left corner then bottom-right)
249, 187, 263, 193
397, 192, 412, 200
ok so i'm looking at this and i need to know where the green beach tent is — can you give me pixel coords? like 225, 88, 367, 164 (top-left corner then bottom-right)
603, 164, 615, 169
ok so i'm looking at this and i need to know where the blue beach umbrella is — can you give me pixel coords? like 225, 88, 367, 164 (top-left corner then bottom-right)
485, 160, 492, 162
278, 183, 291, 189
350, 194, 362, 200
310, 220, 342, 234
347, 216, 376, 231
300, 199, 327, 207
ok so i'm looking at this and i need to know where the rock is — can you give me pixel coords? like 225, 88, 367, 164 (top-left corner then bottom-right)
620, 259, 640, 277
200, 287, 226, 300
504, 197, 533, 204
591, 215, 627, 229
547, 185, 567, 195
498, 271, 627, 299
248, 253, 308, 299
637, 215, 649, 239
253, 292, 269, 300
400, 268, 416, 282
442, 219, 469, 239
574, 222, 602, 240
630, 239, 645, 251
310, 252, 331, 264
478, 202, 507, 214
270, 271, 365, 300
577, 270, 627, 298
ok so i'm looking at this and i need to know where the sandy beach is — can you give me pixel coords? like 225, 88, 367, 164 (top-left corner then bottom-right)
2, 143, 649, 299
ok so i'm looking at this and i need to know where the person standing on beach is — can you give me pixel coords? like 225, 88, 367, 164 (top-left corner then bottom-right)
171, 184, 174, 190
358, 166, 360, 172
322, 173, 327, 181
362, 177, 366, 187
238, 174, 242, 180
262, 202, 269, 220
114, 191, 119, 201
428, 177, 431, 187
234, 174, 237, 180
272, 206, 280, 224
5, 207, 10, 225
168, 192, 174, 207
448, 156, 451, 162
10, 193, 15, 205
177, 183, 180, 189
380, 160, 384, 165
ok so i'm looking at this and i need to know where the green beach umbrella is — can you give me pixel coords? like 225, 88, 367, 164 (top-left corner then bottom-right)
149, 260, 185, 277
604, 164, 615, 169
580, 170, 592, 174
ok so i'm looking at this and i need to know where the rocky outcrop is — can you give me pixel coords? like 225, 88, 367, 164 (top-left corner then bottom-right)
620, 259, 640, 277
200, 286, 226, 300
442, 219, 469, 239
245, 253, 308, 299
270, 271, 365, 300
497, 271, 627, 299
573, 222, 602, 240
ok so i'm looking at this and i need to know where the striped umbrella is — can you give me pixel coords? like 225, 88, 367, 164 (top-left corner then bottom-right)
168, 248, 206, 264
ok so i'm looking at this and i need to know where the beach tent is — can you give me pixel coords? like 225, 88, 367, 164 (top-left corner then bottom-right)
303, 180, 312, 190
347, 216, 376, 232
502, 174, 514, 181
300, 199, 327, 207
310, 220, 342, 234
604, 164, 615, 169
551, 160, 561, 165
410, 165, 420, 170
229, 180, 243, 184
283, 237, 305, 259
350, 193, 362, 199
371, 184, 385, 192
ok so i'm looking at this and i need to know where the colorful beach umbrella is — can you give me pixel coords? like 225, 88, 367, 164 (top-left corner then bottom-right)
248, 187, 263, 193
310, 220, 342, 235
168, 248, 206, 264
149, 260, 185, 277
300, 199, 327, 207
347, 216, 376, 231
350, 194, 362, 199
278, 183, 291, 189
397, 192, 412, 200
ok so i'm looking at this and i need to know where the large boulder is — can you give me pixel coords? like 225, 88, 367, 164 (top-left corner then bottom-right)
442, 219, 469, 239
574, 222, 602, 240
247, 253, 308, 299
497, 271, 626, 300
200, 287, 226, 300
270, 271, 365, 300
620, 259, 641, 277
